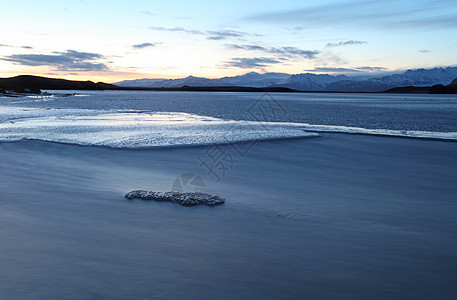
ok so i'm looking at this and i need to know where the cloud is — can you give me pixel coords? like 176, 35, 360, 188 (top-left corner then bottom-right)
326, 40, 367, 47
418, 49, 432, 53
132, 42, 159, 49
149, 26, 258, 40
291, 26, 307, 32
228, 44, 319, 59
140, 11, 155, 16
245, 0, 457, 30
306, 66, 387, 73
207, 30, 256, 40
207, 30, 244, 40
223, 57, 283, 69
225, 44, 319, 70
306, 67, 363, 73
0, 44, 33, 49
229, 44, 265, 51
286, 26, 309, 35
149, 26, 204, 35
1, 50, 109, 71
355, 66, 388, 71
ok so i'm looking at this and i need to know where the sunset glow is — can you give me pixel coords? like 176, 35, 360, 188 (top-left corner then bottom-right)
1, 0, 456, 82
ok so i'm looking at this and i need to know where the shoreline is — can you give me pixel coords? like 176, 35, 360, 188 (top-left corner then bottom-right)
2, 74, 457, 94
5, 87, 457, 94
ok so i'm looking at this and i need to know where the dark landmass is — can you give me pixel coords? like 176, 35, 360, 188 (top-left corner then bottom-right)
125, 190, 225, 207
383, 86, 434, 94
1, 75, 457, 95
0, 75, 301, 94
0, 75, 119, 94
124, 85, 301, 93
384, 79, 457, 94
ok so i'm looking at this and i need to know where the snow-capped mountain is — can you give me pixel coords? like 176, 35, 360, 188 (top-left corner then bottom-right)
219, 72, 290, 87
115, 76, 224, 87
114, 78, 166, 87
113, 67, 457, 92
281, 73, 350, 91
114, 72, 289, 88
325, 67, 457, 92
148, 76, 227, 88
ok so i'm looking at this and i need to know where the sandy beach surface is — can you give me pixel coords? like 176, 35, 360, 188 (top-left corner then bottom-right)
1, 134, 457, 299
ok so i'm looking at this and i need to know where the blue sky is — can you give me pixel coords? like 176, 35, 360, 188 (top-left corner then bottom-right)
0, 0, 456, 82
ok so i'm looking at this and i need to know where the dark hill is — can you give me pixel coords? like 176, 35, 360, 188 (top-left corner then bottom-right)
0, 75, 302, 94
383, 86, 432, 94
150, 86, 300, 93
0, 75, 119, 92
430, 79, 457, 94
384, 78, 457, 94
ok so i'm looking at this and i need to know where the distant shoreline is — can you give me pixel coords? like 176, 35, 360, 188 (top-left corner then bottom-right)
1, 75, 457, 94
94, 86, 382, 94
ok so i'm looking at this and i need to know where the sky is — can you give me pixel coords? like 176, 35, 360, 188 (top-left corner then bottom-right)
0, 0, 456, 82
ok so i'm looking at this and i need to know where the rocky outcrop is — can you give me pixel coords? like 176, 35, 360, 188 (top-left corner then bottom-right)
0, 86, 42, 96
125, 190, 225, 207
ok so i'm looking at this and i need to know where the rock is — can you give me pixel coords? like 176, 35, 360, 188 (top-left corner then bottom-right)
125, 190, 225, 207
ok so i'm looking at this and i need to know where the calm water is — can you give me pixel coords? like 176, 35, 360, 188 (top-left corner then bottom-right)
2, 91, 457, 132
1, 92, 457, 299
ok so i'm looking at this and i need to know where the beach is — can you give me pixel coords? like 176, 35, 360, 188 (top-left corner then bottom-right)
1, 134, 457, 299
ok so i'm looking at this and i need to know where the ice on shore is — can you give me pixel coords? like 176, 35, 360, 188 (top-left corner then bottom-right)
125, 190, 225, 206
0, 106, 456, 149
297, 124, 457, 140
0, 107, 318, 148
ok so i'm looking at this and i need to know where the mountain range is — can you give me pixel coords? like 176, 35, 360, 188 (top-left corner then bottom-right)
115, 72, 291, 88
114, 67, 457, 92
0, 75, 295, 94
2, 68, 456, 95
